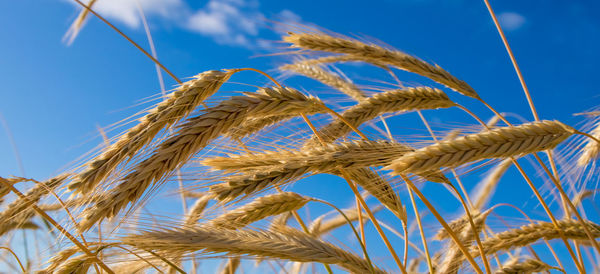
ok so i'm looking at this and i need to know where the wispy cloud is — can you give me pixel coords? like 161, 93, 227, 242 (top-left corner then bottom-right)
186, 0, 264, 47
498, 12, 526, 31
65, 0, 304, 49
74, 0, 185, 28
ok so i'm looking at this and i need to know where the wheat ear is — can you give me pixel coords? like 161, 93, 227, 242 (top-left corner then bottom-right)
472, 219, 600, 257
304, 87, 455, 146
210, 192, 310, 229
0, 175, 67, 235
493, 258, 555, 274
204, 140, 413, 172
122, 227, 387, 274
280, 62, 366, 101
71, 70, 233, 194
471, 159, 512, 210
80, 87, 323, 230
283, 32, 479, 99
577, 119, 600, 166
208, 141, 414, 201
310, 205, 383, 236
184, 195, 212, 226
53, 254, 94, 274
438, 210, 490, 274
386, 120, 575, 174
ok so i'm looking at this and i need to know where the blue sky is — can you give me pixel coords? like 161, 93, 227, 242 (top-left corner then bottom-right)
1, 0, 599, 272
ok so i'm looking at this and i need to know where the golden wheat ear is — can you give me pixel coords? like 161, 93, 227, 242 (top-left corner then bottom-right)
71, 70, 234, 194
283, 32, 479, 99
209, 192, 310, 229
80, 87, 324, 231
122, 226, 388, 273
385, 120, 575, 175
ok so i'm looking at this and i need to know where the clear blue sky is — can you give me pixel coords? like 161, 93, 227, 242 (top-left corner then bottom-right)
1, 0, 599, 272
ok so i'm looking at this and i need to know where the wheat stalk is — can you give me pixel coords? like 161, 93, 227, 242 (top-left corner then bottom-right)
80, 87, 323, 230
71, 70, 234, 194
386, 120, 575, 174
122, 226, 387, 274
210, 192, 310, 229
283, 32, 479, 99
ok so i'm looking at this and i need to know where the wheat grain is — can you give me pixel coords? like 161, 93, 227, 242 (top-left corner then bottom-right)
71, 70, 234, 194
386, 120, 574, 174
284, 32, 479, 99
122, 226, 387, 274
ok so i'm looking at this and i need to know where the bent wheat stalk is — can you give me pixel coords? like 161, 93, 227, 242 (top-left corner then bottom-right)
386, 120, 574, 174
71, 70, 234, 194
122, 227, 388, 274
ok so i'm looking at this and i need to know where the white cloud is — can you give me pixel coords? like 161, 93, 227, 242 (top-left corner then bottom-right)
66, 0, 304, 49
498, 12, 526, 31
186, 0, 264, 47
67, 0, 184, 28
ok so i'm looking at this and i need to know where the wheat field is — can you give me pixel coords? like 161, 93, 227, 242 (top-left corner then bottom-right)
1, 1, 600, 273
